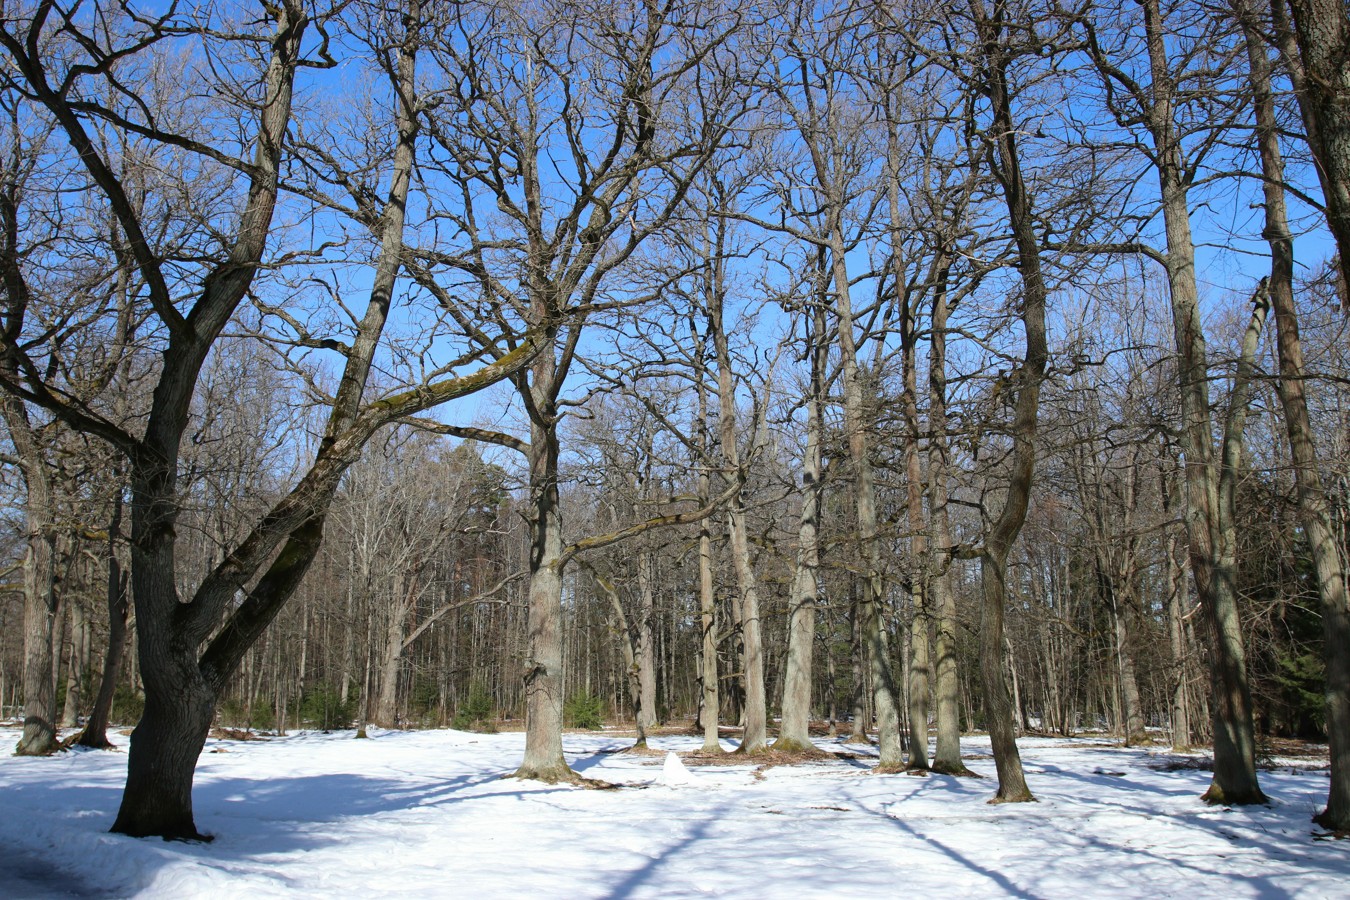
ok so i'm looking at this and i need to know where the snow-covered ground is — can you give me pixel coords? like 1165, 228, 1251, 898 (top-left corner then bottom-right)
1, 726, 1345, 898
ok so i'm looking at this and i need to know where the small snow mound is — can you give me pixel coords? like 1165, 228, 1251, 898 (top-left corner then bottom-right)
659, 751, 696, 787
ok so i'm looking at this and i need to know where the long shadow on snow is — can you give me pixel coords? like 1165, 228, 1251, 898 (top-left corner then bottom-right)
597, 800, 736, 900
863, 775, 1338, 899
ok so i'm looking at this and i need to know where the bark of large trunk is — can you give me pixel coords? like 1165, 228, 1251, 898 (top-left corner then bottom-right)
904, 335, 931, 771
515, 418, 573, 781
695, 336, 721, 754
374, 583, 408, 729
1109, 563, 1148, 746
15, 522, 59, 756
1239, 2, 1350, 826
111, 658, 215, 840
1166, 532, 1192, 752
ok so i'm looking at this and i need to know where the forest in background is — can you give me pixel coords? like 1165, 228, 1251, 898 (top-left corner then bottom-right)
0, 0, 1348, 838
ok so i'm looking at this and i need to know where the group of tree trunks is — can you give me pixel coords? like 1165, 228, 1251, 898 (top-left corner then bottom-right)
0, 0, 1347, 840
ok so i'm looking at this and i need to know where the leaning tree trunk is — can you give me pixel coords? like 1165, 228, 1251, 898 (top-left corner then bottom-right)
1239, 0, 1350, 827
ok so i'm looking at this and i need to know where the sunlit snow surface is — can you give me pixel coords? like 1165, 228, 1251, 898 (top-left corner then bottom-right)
1, 726, 1346, 898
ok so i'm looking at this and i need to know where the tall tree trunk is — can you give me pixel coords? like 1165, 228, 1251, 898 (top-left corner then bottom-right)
710, 269, 768, 755
775, 297, 826, 753
848, 593, 870, 744
1166, 531, 1192, 752
1240, 0, 1350, 827
904, 321, 931, 772
970, 0, 1048, 801
694, 322, 722, 754
828, 229, 903, 770
929, 270, 973, 776
1139, 0, 1266, 806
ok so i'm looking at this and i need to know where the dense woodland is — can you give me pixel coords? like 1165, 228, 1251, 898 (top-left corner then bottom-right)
1, 0, 1348, 840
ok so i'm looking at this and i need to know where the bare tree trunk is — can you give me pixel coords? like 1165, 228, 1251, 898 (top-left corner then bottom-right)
1166, 532, 1192, 752
78, 494, 129, 750
848, 594, 870, 744
1134, 0, 1267, 806
970, 0, 1048, 801
374, 578, 412, 729
515, 414, 572, 780
1279, 0, 1350, 307
60, 596, 89, 729
1109, 562, 1148, 746
828, 232, 903, 771
710, 269, 768, 755
4, 391, 60, 757
1240, 0, 1350, 827
775, 297, 826, 753
904, 333, 931, 771
636, 546, 658, 735
929, 274, 973, 776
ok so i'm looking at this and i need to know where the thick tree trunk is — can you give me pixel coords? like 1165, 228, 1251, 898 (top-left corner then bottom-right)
1280, 0, 1350, 307
515, 419, 573, 781
848, 595, 870, 745
695, 335, 722, 754
1166, 533, 1192, 752
111, 660, 215, 840
374, 584, 408, 729
904, 339, 931, 771
1239, 2, 1350, 827
1110, 572, 1148, 746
